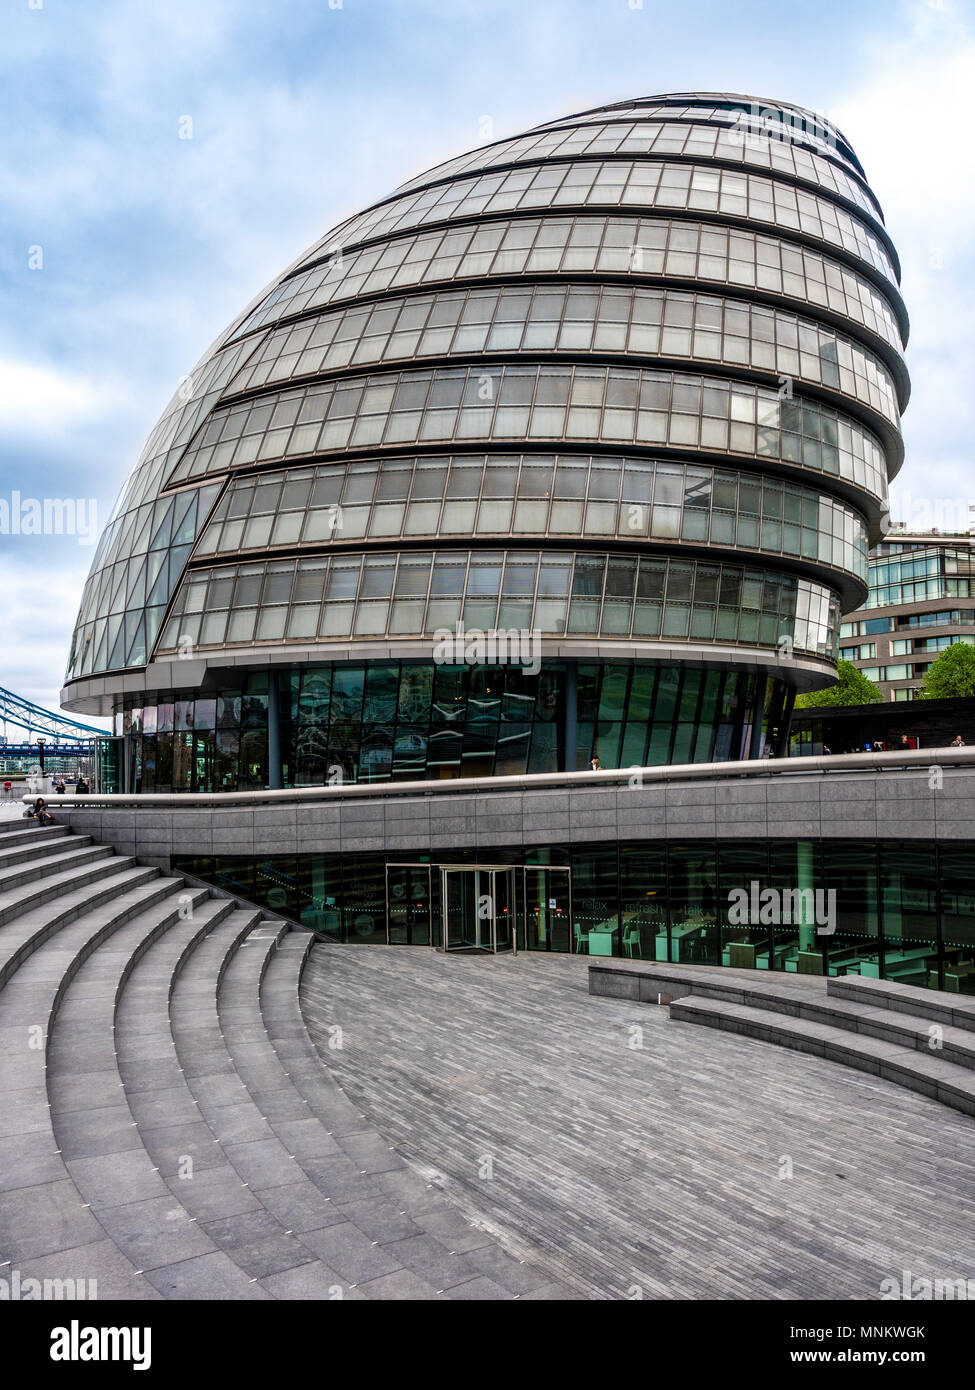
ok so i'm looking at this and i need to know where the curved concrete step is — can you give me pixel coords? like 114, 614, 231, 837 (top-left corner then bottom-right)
670, 995, 975, 1118
0, 826, 71, 869
829, 974, 975, 1034
624, 969, 975, 1073
0, 851, 143, 928
747, 989, 975, 1071
590, 959, 975, 1071
0, 875, 207, 1297
0, 865, 162, 988
108, 904, 278, 1298
0, 841, 113, 894
166, 916, 371, 1294
218, 926, 376, 1179
0, 832, 95, 872
0, 823, 70, 852
48, 892, 271, 1300
260, 933, 393, 1147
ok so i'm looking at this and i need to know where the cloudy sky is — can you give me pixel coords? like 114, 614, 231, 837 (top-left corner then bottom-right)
1, 0, 973, 721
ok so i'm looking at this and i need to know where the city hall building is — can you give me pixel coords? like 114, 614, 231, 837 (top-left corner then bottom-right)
59, 93, 966, 988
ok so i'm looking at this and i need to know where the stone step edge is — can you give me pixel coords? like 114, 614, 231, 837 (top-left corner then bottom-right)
589, 959, 975, 1040
670, 995, 975, 1119
0, 826, 73, 866
50, 893, 259, 1294
46, 882, 215, 1042
111, 895, 243, 1026
829, 974, 975, 1035
595, 965, 975, 1070
0, 841, 114, 894
21, 883, 218, 1297
0, 853, 142, 929
0, 865, 161, 989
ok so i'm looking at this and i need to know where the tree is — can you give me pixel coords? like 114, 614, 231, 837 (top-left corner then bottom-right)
917, 640, 975, 699
795, 659, 883, 709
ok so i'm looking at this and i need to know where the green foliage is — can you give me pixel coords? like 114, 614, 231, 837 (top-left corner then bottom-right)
917, 641, 975, 699
795, 659, 884, 709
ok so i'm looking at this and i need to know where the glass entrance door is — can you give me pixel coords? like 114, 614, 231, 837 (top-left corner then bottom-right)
523, 866, 572, 952
440, 867, 517, 953
385, 864, 432, 945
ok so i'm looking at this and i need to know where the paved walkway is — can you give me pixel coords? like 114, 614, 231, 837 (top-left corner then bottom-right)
301, 945, 975, 1299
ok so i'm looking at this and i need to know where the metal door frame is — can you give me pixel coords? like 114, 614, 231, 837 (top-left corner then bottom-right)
384, 862, 433, 946
438, 864, 518, 954
522, 865, 573, 953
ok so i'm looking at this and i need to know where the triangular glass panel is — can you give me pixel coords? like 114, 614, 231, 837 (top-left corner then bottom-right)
144, 605, 164, 654
148, 499, 175, 551
125, 557, 148, 609
167, 544, 193, 588
108, 563, 129, 615
107, 617, 126, 670
131, 505, 154, 555
171, 487, 196, 536
126, 615, 148, 667
91, 620, 109, 673
145, 547, 167, 589
147, 561, 172, 609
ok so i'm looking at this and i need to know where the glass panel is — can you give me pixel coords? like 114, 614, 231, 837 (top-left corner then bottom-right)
524, 865, 571, 953
387, 864, 431, 946
822, 841, 879, 977
619, 844, 667, 961
717, 843, 770, 969
880, 843, 938, 989
667, 845, 719, 964
571, 848, 619, 956
769, 841, 822, 974
938, 846, 975, 995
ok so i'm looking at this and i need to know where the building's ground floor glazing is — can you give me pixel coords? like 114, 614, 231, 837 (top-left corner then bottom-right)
118, 659, 793, 790
174, 838, 975, 993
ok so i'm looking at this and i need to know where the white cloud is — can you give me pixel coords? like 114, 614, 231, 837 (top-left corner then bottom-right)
0, 358, 124, 440
0, 553, 108, 726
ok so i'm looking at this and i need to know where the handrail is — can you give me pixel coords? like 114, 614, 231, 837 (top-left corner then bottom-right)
21, 745, 974, 810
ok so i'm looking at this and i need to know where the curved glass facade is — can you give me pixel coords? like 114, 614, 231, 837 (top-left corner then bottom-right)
295, 157, 899, 287
164, 363, 892, 500
63, 90, 909, 791
231, 215, 906, 357
221, 282, 900, 427
388, 120, 886, 224
154, 549, 839, 656
192, 455, 869, 586
117, 660, 791, 790
527, 100, 866, 177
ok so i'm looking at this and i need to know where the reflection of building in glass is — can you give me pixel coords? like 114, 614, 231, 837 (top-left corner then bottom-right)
840, 531, 975, 701
62, 92, 909, 789
171, 836, 975, 993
